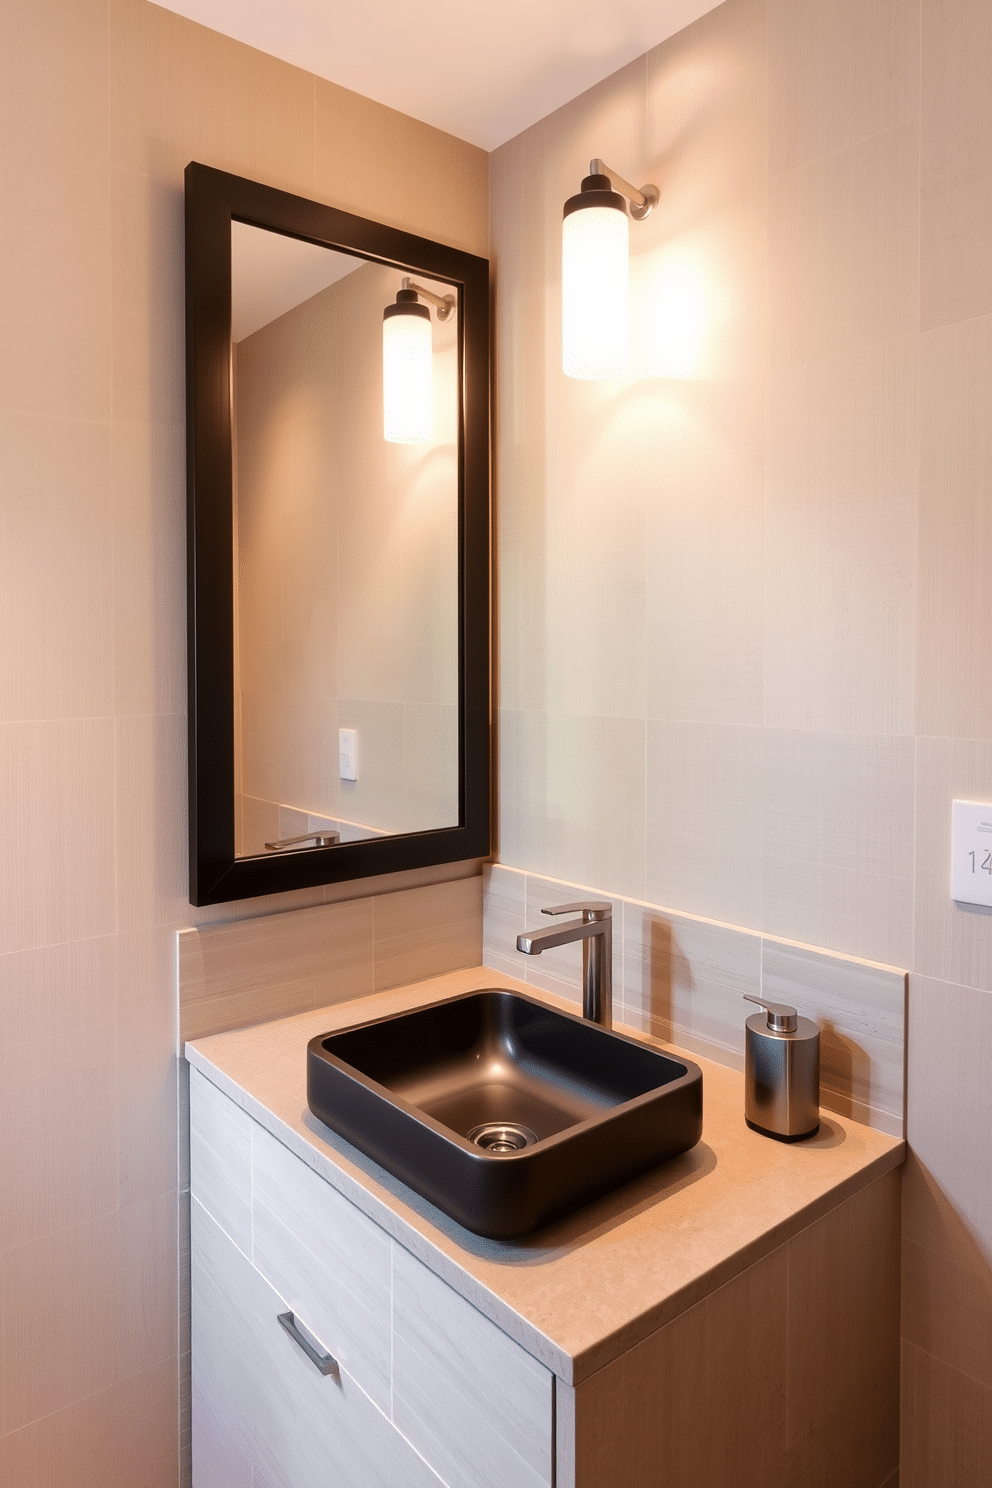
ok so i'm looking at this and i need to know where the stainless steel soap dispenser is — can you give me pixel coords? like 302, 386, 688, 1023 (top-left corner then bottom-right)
743, 994, 820, 1141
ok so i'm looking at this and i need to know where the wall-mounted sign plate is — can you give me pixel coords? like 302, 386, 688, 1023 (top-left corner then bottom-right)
951, 799, 992, 907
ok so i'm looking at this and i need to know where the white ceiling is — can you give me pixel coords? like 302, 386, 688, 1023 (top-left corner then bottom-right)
153, 0, 722, 150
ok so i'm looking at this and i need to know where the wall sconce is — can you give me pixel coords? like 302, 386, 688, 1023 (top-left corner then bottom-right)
382, 277, 455, 443
562, 159, 658, 380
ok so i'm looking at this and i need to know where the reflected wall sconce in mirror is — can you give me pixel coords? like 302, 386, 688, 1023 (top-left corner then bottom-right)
382, 277, 456, 443
562, 158, 658, 380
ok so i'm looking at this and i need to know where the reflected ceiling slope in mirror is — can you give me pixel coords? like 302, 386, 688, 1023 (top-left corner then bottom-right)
185, 163, 490, 905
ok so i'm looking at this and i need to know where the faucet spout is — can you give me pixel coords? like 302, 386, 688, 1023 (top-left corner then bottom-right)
516, 902, 613, 1029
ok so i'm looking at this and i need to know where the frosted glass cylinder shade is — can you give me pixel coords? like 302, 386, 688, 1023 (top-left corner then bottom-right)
562, 202, 629, 379
383, 304, 433, 443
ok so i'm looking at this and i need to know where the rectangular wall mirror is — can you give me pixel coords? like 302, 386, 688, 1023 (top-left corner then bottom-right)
185, 163, 490, 905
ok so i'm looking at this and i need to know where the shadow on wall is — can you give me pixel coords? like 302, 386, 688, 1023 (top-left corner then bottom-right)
642, 914, 879, 1125
818, 1017, 870, 1126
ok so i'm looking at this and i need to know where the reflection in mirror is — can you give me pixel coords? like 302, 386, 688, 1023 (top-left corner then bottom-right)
230, 223, 460, 859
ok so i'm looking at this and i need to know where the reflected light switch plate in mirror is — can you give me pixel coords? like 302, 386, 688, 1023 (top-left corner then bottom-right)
951, 799, 992, 907
339, 728, 358, 782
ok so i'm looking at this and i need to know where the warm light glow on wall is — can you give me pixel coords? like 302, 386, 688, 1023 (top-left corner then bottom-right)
382, 296, 433, 443
562, 199, 629, 379
562, 162, 658, 382
649, 259, 708, 380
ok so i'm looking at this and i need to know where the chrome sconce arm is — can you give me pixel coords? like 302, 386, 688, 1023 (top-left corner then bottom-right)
402, 276, 456, 320
588, 159, 659, 219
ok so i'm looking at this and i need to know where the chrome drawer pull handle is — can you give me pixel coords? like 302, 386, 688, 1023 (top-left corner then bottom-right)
277, 1311, 339, 1378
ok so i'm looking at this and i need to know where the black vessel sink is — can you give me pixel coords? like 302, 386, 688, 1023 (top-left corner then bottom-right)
307, 988, 703, 1239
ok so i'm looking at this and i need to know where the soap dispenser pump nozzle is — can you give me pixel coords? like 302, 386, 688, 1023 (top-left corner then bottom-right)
743, 993, 798, 1033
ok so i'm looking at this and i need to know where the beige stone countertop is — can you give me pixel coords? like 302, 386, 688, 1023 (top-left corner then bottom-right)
185, 965, 904, 1386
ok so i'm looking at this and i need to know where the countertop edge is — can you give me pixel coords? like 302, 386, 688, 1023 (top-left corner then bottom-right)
185, 1032, 905, 1387
568, 1138, 906, 1382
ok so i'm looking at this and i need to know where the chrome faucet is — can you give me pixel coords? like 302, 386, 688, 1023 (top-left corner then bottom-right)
516, 902, 613, 1029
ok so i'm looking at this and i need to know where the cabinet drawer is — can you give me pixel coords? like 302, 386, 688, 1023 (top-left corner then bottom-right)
393, 1243, 555, 1488
250, 1121, 393, 1415
192, 1195, 444, 1488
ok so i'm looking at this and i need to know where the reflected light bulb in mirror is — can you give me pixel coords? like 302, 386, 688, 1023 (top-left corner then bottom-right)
383, 290, 433, 442
562, 177, 629, 380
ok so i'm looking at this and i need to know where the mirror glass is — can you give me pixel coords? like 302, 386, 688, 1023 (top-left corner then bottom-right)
230, 223, 460, 858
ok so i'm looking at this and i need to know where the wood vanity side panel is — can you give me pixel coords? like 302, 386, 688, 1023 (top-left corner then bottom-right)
392, 1242, 554, 1488
569, 1171, 901, 1488
189, 1067, 252, 1253
250, 1121, 393, 1415
785, 1165, 901, 1488
572, 1244, 789, 1488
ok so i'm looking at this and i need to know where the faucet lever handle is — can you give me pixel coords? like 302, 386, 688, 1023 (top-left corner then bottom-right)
542, 900, 612, 922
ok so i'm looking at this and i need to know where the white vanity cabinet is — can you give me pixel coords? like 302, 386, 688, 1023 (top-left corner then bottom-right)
189, 1069, 555, 1488
189, 1029, 903, 1488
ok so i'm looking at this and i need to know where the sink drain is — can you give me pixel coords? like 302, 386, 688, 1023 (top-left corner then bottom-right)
467, 1121, 539, 1154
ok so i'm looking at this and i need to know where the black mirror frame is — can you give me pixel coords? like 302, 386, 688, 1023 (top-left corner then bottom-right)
184, 162, 491, 906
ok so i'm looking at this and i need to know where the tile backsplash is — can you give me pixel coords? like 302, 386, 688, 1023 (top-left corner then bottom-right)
484, 862, 906, 1139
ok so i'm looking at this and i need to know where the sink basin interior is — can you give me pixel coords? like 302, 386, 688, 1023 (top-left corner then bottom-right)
322, 991, 689, 1150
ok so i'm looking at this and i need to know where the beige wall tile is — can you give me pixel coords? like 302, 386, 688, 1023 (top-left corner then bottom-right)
114, 714, 188, 935
481, 862, 527, 979
315, 80, 489, 257
0, 1191, 176, 1436
500, 710, 646, 900
901, 973, 992, 1449
110, 429, 185, 723
540, 383, 648, 722
920, 0, 992, 328
762, 941, 906, 1134
916, 314, 992, 740
116, 926, 179, 1208
645, 720, 764, 932
0, 1357, 178, 1488
902, 1237, 992, 1390
768, 0, 919, 175
768, 123, 919, 368
0, 938, 118, 1252
764, 337, 918, 735
913, 739, 992, 991
110, 0, 315, 196
643, 381, 764, 727
904, 974, 992, 1262
622, 899, 761, 1056
178, 896, 375, 1045
0, 718, 117, 957
762, 729, 915, 967
372, 875, 482, 991
110, 167, 186, 428
0, 0, 111, 422
0, 414, 114, 723
901, 1340, 992, 1488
